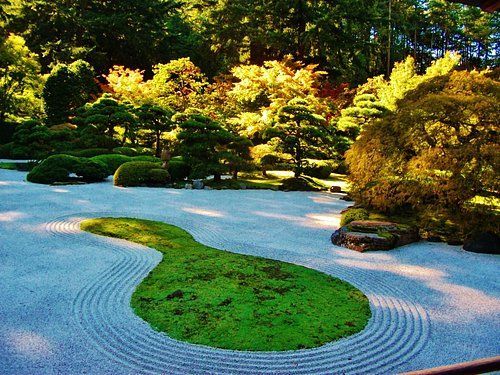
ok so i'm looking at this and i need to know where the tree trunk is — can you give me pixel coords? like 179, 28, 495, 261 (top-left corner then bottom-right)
155, 130, 161, 157
232, 169, 238, 180
214, 173, 222, 182
294, 126, 302, 178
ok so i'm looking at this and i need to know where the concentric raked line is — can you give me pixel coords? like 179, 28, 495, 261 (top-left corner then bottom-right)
45, 213, 430, 374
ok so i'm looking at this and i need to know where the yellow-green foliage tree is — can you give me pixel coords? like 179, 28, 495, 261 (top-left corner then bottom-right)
346, 66, 499, 234
150, 57, 207, 112
229, 56, 328, 139
105, 65, 154, 105
0, 34, 43, 125
338, 53, 460, 137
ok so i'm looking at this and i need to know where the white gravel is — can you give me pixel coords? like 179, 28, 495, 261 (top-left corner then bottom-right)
0, 168, 498, 374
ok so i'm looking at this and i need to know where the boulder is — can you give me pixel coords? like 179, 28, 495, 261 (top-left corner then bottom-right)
193, 179, 204, 190
331, 220, 419, 252
185, 183, 193, 189
329, 185, 342, 193
463, 232, 499, 255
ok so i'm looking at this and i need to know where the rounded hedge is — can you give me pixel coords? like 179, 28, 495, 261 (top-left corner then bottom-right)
113, 147, 153, 156
280, 176, 325, 191
303, 160, 336, 179
90, 154, 132, 175
114, 161, 169, 187
168, 160, 191, 181
27, 154, 108, 184
66, 148, 113, 158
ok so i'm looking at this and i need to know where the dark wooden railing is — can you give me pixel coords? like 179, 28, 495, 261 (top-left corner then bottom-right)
402, 355, 500, 375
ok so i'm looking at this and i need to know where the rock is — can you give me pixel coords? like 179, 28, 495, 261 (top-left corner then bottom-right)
239, 183, 247, 190
329, 185, 342, 193
193, 179, 204, 190
447, 238, 463, 246
463, 232, 499, 255
331, 228, 395, 252
331, 220, 419, 252
340, 195, 354, 201
185, 183, 193, 189
204, 186, 213, 190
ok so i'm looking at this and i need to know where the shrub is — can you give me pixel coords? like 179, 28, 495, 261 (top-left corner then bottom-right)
67, 148, 113, 158
168, 160, 191, 181
148, 169, 170, 185
114, 161, 169, 187
132, 155, 161, 163
280, 176, 325, 191
91, 154, 132, 175
27, 154, 107, 184
340, 208, 370, 226
0, 142, 14, 158
113, 147, 153, 156
74, 159, 108, 181
303, 159, 336, 179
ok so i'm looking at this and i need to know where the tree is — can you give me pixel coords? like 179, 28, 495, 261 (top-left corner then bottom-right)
266, 98, 327, 177
229, 57, 329, 141
346, 66, 499, 234
104, 66, 153, 105
225, 135, 253, 180
0, 34, 43, 125
150, 58, 207, 112
73, 95, 135, 145
338, 53, 460, 137
6, 0, 202, 75
177, 114, 234, 181
43, 60, 98, 125
135, 104, 174, 157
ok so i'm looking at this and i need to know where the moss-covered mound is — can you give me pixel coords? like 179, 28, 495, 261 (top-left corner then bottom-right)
81, 217, 371, 351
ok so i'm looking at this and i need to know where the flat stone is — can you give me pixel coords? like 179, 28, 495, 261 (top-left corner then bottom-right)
332, 220, 419, 252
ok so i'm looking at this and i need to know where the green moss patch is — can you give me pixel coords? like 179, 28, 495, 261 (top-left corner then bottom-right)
81, 217, 371, 351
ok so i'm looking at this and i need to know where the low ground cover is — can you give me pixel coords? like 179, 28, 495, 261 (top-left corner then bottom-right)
81, 217, 371, 351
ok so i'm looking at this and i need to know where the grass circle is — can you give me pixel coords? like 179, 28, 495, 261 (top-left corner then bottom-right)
81, 217, 371, 351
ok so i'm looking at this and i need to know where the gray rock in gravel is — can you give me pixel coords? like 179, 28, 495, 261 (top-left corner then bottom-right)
331, 220, 419, 252
463, 232, 499, 255
185, 183, 193, 189
193, 179, 204, 190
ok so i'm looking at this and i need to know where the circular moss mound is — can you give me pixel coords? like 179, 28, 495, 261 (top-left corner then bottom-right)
81, 218, 371, 351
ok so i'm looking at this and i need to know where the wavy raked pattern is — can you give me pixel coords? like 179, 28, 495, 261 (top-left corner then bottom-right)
45, 213, 430, 375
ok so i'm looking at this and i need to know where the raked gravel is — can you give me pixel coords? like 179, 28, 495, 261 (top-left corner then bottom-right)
0, 168, 498, 374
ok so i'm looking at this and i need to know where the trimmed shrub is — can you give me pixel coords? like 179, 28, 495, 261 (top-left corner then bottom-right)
148, 169, 170, 185
303, 159, 336, 179
91, 154, 132, 175
132, 155, 161, 163
168, 160, 191, 181
66, 148, 113, 158
280, 176, 325, 191
114, 161, 169, 187
74, 159, 108, 182
27, 155, 108, 184
340, 208, 370, 226
113, 147, 153, 156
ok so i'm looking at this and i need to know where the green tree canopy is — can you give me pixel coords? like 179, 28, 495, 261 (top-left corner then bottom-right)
0, 33, 43, 125
177, 114, 234, 181
266, 98, 328, 177
43, 60, 98, 125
